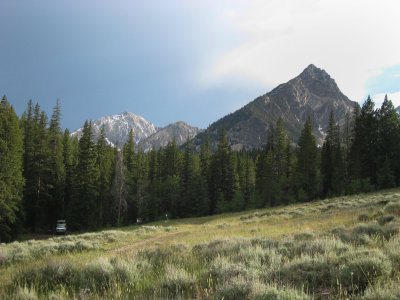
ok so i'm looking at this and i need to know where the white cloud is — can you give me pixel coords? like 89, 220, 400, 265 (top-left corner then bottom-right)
372, 91, 400, 108
204, 0, 400, 102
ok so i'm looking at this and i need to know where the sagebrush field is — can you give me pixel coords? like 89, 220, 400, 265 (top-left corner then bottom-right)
1, 189, 400, 299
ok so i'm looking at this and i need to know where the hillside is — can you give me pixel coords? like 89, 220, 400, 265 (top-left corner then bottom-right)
192, 64, 358, 150
2, 189, 400, 299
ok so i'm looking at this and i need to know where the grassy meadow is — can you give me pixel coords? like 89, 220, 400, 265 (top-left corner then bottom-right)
1, 189, 400, 299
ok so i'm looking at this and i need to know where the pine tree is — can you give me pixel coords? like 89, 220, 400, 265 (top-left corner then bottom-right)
377, 95, 400, 185
377, 155, 395, 189
0, 96, 25, 241
342, 111, 352, 185
148, 146, 158, 184
321, 111, 344, 196
96, 125, 114, 226
111, 150, 127, 227
238, 154, 255, 209
180, 138, 192, 216
273, 118, 290, 204
123, 129, 138, 223
209, 125, 236, 213
36, 109, 52, 229
162, 138, 180, 178
348, 103, 362, 189
46, 100, 65, 226
200, 134, 211, 186
255, 129, 278, 207
22, 103, 51, 231
69, 121, 99, 230
21, 100, 36, 231
62, 129, 75, 223
360, 96, 378, 185
296, 117, 318, 201
274, 118, 287, 180
134, 144, 148, 217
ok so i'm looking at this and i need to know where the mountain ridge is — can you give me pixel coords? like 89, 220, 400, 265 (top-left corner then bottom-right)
71, 111, 157, 145
72, 64, 358, 151
191, 64, 358, 150
71, 113, 201, 150
140, 121, 202, 152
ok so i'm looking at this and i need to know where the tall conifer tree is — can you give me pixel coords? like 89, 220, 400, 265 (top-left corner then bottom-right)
296, 117, 318, 201
377, 95, 400, 185
97, 125, 114, 226
69, 121, 99, 230
46, 100, 65, 226
0, 96, 25, 241
321, 111, 344, 196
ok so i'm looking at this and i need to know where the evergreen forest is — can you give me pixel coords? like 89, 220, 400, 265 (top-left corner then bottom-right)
1, 94, 400, 242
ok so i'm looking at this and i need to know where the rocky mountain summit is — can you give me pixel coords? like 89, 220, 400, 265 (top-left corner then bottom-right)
140, 121, 202, 152
72, 113, 201, 150
71, 111, 157, 145
191, 64, 358, 150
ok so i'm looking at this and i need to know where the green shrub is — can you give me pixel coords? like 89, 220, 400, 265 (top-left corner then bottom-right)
13, 259, 75, 291
274, 255, 333, 290
338, 255, 391, 294
0, 248, 10, 266
278, 238, 349, 259
294, 232, 315, 241
250, 238, 280, 249
216, 276, 252, 300
193, 238, 247, 260
13, 286, 38, 300
386, 235, 400, 270
352, 224, 384, 237
160, 265, 197, 294
335, 223, 399, 245
377, 214, 395, 225
361, 282, 400, 300
384, 201, 400, 216
250, 283, 311, 300
235, 245, 281, 271
358, 214, 369, 222
79, 258, 116, 290
10, 243, 31, 262
209, 256, 247, 283
138, 247, 175, 267
47, 291, 67, 300
109, 257, 136, 283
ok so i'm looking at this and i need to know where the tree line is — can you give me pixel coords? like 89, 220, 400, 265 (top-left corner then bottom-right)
1, 94, 399, 241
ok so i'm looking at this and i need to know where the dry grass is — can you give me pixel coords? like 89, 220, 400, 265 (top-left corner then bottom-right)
1, 188, 400, 299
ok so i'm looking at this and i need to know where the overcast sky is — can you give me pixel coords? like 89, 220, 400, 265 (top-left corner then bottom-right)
1, 0, 400, 131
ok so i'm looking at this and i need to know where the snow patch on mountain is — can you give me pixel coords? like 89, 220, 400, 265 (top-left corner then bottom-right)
71, 112, 157, 145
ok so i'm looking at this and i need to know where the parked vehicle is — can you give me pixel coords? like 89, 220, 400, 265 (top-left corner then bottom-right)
56, 220, 67, 234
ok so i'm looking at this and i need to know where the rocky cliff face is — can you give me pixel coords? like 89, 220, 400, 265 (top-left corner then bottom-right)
140, 121, 202, 152
191, 64, 358, 150
71, 111, 157, 145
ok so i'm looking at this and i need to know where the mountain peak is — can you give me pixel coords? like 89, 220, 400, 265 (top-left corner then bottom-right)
191, 64, 357, 150
140, 121, 202, 152
299, 64, 330, 81
71, 111, 157, 144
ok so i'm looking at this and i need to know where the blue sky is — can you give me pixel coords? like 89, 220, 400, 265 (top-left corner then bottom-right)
1, 0, 400, 131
